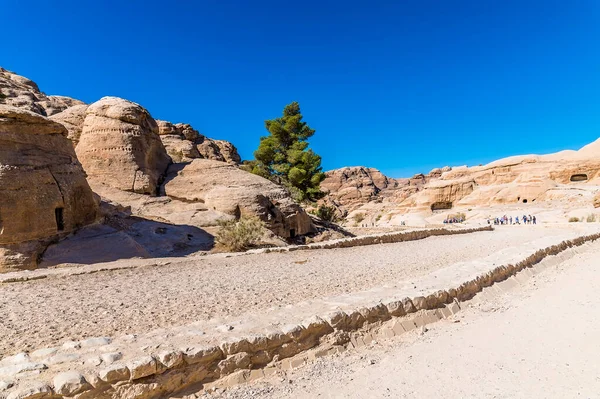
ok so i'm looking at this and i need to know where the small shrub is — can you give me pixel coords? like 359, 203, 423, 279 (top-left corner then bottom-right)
0, 92, 6, 103
568, 216, 580, 223
375, 214, 382, 222
216, 216, 265, 251
315, 205, 338, 222
353, 213, 365, 224
586, 214, 597, 223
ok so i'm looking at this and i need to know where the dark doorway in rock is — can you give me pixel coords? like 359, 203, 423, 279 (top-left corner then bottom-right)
290, 229, 296, 238
55, 207, 65, 231
517, 197, 521, 202
430, 201, 453, 211
570, 174, 588, 182
522, 199, 528, 204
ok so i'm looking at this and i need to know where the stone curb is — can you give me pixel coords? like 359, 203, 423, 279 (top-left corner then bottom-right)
2, 231, 597, 399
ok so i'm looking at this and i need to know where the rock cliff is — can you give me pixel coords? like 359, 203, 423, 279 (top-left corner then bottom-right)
76, 97, 171, 195
321, 140, 600, 224
0, 105, 98, 271
157, 120, 241, 164
163, 159, 314, 238
0, 67, 84, 116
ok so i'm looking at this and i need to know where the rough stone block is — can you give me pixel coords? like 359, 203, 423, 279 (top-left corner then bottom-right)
0, 362, 47, 378
128, 356, 157, 380
412, 315, 426, 328
423, 310, 440, 325
447, 302, 461, 315
6, 382, 53, 399
100, 352, 123, 365
385, 300, 406, 317
98, 364, 131, 383
157, 350, 184, 369
183, 346, 224, 366
80, 337, 112, 348
53, 371, 92, 396
0, 353, 30, 366
391, 320, 406, 335
400, 320, 417, 332
46, 353, 80, 365
29, 348, 58, 360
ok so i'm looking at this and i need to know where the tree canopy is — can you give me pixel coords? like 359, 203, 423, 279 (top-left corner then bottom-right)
245, 101, 325, 202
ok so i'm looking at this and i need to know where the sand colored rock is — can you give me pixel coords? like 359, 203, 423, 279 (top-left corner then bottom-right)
0, 105, 98, 271
157, 120, 241, 164
48, 104, 88, 146
76, 97, 171, 195
0, 67, 84, 116
321, 139, 600, 223
163, 159, 314, 237
594, 192, 600, 208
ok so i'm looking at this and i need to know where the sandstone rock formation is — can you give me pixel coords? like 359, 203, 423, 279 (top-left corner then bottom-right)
0, 68, 84, 116
163, 159, 314, 238
321, 139, 600, 224
76, 97, 171, 195
157, 120, 241, 164
0, 105, 98, 271
49, 104, 88, 146
594, 192, 600, 208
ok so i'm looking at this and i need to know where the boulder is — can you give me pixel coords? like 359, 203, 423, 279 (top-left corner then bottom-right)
163, 159, 314, 238
0, 105, 98, 271
0, 67, 84, 116
49, 104, 88, 146
76, 97, 171, 195
594, 192, 600, 208
157, 120, 241, 164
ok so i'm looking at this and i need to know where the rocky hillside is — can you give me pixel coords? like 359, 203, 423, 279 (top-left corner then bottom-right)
0, 68, 315, 271
321, 143, 600, 225
0, 67, 84, 116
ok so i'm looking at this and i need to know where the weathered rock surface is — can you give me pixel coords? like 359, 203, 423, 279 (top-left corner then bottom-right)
163, 159, 314, 238
48, 104, 88, 146
321, 139, 600, 223
0, 67, 84, 116
0, 105, 98, 271
76, 97, 171, 195
157, 120, 241, 164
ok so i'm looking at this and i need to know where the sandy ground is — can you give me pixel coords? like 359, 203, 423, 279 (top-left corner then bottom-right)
204, 237, 600, 398
0, 225, 587, 357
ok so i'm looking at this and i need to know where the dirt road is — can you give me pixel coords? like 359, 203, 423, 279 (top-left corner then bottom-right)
1, 226, 572, 356
207, 237, 600, 398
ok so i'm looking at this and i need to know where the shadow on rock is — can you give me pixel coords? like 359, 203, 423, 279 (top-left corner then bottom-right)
39, 215, 214, 268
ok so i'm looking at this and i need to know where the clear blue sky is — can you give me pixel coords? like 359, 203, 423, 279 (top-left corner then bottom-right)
3, 0, 599, 177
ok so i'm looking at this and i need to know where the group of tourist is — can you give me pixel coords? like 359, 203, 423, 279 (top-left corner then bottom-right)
443, 216, 465, 224
490, 215, 536, 225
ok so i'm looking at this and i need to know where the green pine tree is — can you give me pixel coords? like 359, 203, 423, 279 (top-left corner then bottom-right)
245, 101, 325, 202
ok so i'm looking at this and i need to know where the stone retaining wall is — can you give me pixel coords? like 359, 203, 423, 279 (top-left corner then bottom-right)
2, 231, 598, 399
251, 225, 494, 253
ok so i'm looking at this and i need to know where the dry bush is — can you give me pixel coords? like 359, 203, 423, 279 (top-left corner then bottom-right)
315, 205, 338, 222
216, 216, 265, 251
568, 216, 580, 223
353, 213, 365, 224
586, 214, 597, 223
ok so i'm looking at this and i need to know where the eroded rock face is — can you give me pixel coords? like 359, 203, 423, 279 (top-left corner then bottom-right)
0, 105, 98, 271
157, 120, 241, 164
0, 68, 84, 116
163, 159, 314, 238
321, 139, 600, 223
76, 97, 171, 195
49, 104, 88, 147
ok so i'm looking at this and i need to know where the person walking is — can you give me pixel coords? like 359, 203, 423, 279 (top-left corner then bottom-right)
533, 215, 536, 225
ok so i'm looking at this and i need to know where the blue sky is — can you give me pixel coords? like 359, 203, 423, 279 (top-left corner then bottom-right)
3, 0, 599, 177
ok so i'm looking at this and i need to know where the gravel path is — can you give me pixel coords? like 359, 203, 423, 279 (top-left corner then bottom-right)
0, 226, 577, 356
207, 237, 600, 399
